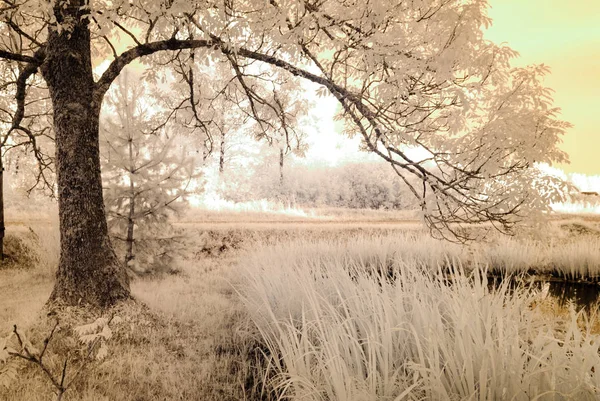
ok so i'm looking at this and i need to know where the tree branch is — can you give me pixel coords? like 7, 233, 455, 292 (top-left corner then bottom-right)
0, 49, 38, 63
94, 39, 213, 101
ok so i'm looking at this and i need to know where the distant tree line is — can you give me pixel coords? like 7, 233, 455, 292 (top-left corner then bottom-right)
218, 159, 419, 210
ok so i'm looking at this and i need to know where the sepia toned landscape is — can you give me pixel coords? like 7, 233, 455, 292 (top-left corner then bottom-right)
1, 0, 599, 400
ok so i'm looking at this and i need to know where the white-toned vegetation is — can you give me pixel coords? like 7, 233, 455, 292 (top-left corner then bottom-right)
478, 232, 600, 280
2, 215, 600, 400
241, 237, 600, 400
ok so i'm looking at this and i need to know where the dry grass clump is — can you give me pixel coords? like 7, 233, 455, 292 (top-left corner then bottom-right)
548, 239, 600, 280
477, 237, 547, 274
0, 230, 40, 271
241, 237, 600, 400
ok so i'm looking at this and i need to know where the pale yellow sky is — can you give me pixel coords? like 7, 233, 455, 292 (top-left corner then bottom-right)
485, 0, 600, 175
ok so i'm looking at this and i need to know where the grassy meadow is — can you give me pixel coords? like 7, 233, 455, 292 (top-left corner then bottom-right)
1, 208, 600, 400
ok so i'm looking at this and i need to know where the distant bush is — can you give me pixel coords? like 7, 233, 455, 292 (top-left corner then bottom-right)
218, 160, 419, 210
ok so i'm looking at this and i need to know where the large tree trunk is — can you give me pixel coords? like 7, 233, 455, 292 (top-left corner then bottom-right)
41, 1, 130, 308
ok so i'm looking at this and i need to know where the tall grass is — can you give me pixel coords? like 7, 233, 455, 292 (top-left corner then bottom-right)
547, 239, 600, 280
188, 194, 314, 217
477, 237, 545, 274
480, 236, 600, 280
241, 238, 600, 400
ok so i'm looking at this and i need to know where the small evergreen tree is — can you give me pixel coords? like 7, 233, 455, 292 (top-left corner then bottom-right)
101, 75, 199, 274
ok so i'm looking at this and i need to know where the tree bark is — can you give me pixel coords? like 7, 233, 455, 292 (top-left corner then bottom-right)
219, 131, 226, 174
125, 138, 135, 265
0, 154, 4, 261
41, 1, 129, 307
279, 148, 284, 186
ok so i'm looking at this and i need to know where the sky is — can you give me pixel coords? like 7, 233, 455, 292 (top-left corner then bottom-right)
485, 0, 600, 175
304, 1, 600, 175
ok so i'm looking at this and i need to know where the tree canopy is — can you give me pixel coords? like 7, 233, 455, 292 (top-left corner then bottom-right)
0, 0, 570, 305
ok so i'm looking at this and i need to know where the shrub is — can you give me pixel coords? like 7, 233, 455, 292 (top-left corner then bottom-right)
0, 231, 40, 270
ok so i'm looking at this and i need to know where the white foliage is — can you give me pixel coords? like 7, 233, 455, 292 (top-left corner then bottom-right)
1, 0, 573, 236
217, 157, 421, 210
100, 74, 201, 272
241, 237, 600, 400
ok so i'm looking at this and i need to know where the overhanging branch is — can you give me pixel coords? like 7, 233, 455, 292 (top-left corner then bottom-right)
94, 38, 213, 101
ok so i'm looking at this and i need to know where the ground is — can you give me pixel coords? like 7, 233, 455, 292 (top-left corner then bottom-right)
1, 208, 600, 400
0, 209, 424, 401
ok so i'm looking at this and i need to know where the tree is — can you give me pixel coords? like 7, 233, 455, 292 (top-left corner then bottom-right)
162, 57, 254, 174
0, 58, 53, 260
100, 75, 197, 273
0, 0, 569, 307
159, 53, 310, 179
240, 74, 310, 186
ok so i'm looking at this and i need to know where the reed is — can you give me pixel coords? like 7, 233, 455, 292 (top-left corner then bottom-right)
241, 238, 600, 400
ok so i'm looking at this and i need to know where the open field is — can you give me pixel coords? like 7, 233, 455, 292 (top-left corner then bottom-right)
1, 210, 600, 400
